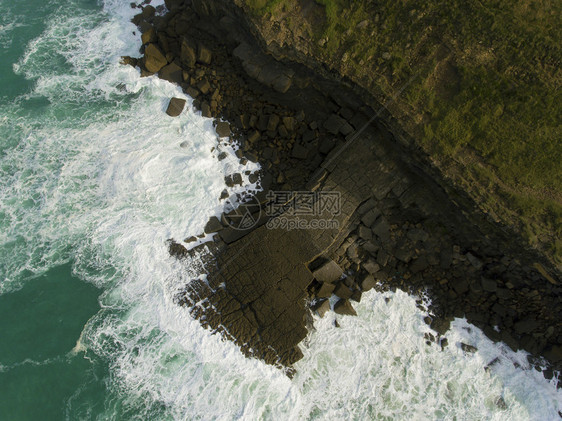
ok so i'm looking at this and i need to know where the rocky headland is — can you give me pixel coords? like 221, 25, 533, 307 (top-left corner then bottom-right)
124, 0, 562, 379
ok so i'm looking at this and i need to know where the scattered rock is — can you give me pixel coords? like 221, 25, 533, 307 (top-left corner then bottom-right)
165, 97, 186, 117
460, 343, 478, 353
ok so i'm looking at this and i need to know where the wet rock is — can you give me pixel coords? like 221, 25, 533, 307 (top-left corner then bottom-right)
460, 343, 478, 353
144, 43, 168, 73
165, 97, 186, 117
120, 56, 138, 67
225, 173, 243, 187
204, 216, 223, 234
334, 299, 357, 316
350, 290, 362, 302
215, 121, 231, 138
311, 299, 331, 317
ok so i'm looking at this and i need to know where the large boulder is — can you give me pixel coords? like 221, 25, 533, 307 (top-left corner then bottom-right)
165, 97, 186, 117
144, 43, 167, 73
159, 62, 183, 84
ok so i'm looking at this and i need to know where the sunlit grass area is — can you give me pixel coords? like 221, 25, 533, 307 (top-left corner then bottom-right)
243, 0, 562, 264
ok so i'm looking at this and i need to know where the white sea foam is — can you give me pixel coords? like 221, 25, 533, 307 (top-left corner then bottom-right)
1, 0, 560, 419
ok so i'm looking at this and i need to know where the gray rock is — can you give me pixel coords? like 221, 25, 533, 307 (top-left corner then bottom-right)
225, 173, 243, 187
311, 299, 331, 317
360, 274, 376, 291
165, 97, 186, 117
460, 343, 478, 353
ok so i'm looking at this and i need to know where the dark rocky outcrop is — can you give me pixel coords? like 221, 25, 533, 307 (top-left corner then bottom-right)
128, 0, 562, 379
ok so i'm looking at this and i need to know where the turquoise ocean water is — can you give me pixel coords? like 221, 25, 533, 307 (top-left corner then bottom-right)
1, 0, 561, 419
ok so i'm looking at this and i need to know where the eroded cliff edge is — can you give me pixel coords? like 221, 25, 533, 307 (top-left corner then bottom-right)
127, 0, 562, 378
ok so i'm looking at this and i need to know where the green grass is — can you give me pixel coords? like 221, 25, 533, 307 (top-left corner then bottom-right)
243, 0, 562, 265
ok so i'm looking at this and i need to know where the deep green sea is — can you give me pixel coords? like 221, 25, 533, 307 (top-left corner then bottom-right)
1, 0, 561, 419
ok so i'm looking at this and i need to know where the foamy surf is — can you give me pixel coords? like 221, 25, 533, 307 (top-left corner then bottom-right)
0, 0, 560, 419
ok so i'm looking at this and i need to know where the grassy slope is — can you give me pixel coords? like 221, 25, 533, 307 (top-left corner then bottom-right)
243, 0, 562, 266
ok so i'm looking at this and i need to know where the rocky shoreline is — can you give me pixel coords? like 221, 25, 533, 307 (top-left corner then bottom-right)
125, 0, 562, 379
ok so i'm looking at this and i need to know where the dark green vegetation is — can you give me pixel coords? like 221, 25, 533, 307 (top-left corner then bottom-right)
243, 0, 562, 266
